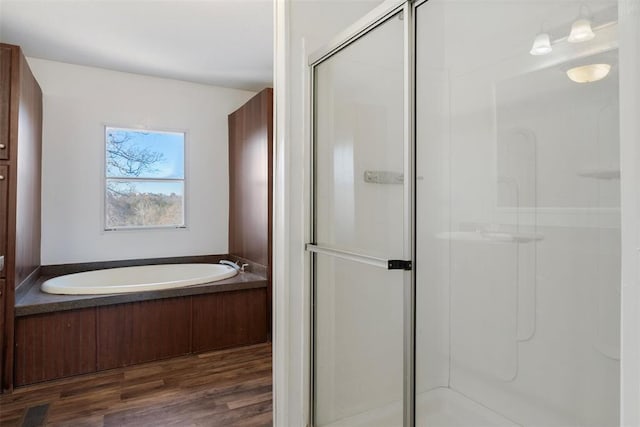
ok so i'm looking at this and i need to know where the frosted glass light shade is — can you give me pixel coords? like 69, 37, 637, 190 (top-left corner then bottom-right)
530, 33, 552, 56
568, 19, 595, 42
566, 64, 611, 83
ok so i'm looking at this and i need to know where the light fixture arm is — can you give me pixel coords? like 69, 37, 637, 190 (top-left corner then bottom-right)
577, 3, 592, 20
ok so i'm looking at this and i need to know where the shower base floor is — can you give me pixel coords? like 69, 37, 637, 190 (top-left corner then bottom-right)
322, 387, 518, 427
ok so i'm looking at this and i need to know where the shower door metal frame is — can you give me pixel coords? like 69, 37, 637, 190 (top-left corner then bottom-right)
306, 0, 416, 425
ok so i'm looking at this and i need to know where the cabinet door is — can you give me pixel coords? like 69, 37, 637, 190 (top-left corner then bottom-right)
0, 165, 6, 279
0, 279, 4, 392
0, 46, 11, 161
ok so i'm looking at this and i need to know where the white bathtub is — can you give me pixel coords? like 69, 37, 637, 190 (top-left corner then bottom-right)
41, 263, 238, 295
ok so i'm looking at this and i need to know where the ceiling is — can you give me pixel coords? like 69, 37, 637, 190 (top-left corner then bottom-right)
0, 0, 273, 92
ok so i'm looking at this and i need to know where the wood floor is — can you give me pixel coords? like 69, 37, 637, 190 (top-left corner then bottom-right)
0, 343, 272, 427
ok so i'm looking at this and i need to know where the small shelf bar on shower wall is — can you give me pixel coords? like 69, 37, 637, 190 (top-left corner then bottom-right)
305, 244, 412, 271
364, 170, 404, 184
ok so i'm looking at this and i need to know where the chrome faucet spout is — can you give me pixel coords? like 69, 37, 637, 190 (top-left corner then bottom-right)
220, 260, 241, 271
219, 260, 249, 272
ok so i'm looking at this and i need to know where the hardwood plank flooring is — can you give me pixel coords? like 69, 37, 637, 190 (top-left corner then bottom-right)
0, 343, 272, 427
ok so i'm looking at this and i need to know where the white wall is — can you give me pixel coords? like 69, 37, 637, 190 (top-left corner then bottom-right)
28, 58, 255, 265
619, 0, 640, 425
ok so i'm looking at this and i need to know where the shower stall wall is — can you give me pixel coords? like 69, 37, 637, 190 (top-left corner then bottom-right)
307, 0, 621, 426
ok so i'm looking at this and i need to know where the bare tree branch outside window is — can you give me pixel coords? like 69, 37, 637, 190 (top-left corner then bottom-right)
106, 130, 165, 178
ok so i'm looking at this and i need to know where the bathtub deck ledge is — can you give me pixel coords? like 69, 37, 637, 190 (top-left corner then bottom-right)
15, 271, 267, 317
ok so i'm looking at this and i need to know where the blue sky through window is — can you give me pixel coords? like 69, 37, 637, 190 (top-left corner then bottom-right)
106, 128, 184, 179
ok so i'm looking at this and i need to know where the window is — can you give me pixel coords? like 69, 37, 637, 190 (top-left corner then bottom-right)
105, 127, 185, 230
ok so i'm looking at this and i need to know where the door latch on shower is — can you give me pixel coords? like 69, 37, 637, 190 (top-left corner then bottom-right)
387, 260, 412, 270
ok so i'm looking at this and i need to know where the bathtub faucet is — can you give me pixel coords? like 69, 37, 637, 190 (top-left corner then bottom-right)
219, 260, 249, 272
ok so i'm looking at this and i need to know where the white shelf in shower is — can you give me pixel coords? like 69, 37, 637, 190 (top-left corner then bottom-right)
577, 168, 620, 180
436, 231, 544, 243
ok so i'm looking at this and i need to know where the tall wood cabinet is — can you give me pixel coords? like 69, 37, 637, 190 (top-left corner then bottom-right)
0, 43, 43, 392
228, 88, 273, 337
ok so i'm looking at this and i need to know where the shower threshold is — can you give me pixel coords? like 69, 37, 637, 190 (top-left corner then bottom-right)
321, 387, 518, 427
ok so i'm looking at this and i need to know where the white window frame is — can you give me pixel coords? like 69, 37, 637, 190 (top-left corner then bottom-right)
103, 125, 187, 231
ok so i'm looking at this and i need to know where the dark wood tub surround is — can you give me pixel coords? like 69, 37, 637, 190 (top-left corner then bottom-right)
97, 298, 192, 371
192, 289, 267, 352
14, 288, 268, 386
14, 308, 97, 387
228, 88, 273, 337
0, 43, 43, 392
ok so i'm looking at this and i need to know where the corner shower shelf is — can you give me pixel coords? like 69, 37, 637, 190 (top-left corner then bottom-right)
577, 168, 620, 180
436, 231, 544, 244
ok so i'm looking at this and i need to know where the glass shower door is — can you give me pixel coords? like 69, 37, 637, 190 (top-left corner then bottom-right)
308, 5, 410, 427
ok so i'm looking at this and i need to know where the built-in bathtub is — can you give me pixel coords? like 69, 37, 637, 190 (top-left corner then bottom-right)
40, 263, 238, 295
13, 257, 269, 386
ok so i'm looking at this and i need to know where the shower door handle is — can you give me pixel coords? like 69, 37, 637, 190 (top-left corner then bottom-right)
305, 244, 412, 271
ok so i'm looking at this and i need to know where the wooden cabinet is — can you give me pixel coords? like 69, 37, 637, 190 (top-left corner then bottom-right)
0, 46, 11, 161
0, 165, 7, 279
0, 279, 4, 391
228, 88, 273, 337
228, 88, 273, 269
0, 43, 43, 392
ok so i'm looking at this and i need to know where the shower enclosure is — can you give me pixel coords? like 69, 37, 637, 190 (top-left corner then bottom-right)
306, 0, 621, 426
